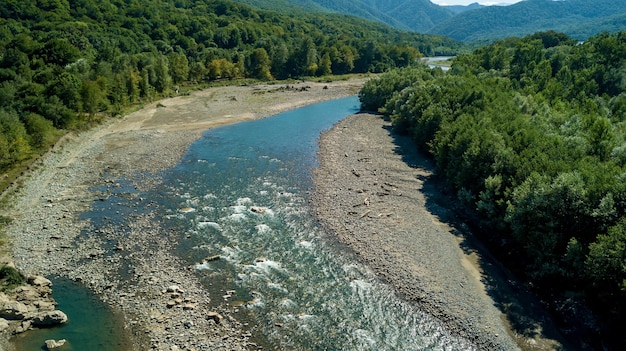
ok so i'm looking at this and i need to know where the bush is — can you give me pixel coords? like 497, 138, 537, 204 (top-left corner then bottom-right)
0, 265, 26, 291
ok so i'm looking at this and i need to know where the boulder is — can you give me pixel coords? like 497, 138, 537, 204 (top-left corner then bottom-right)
45, 339, 67, 349
14, 286, 42, 302
15, 319, 32, 334
0, 318, 9, 332
32, 310, 68, 326
29, 276, 52, 288
0, 300, 29, 320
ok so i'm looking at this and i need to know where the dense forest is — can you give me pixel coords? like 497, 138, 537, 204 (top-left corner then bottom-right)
234, 0, 454, 33
0, 0, 459, 182
360, 30, 626, 348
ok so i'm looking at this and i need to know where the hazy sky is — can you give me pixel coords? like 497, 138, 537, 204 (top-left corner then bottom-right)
431, 0, 523, 5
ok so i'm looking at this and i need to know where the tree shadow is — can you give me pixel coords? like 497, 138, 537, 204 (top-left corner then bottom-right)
380, 121, 576, 350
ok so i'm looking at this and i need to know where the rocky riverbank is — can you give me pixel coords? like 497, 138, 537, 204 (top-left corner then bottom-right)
0, 79, 366, 350
313, 113, 566, 351
1, 275, 67, 341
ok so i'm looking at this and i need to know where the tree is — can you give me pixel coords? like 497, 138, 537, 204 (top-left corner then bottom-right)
248, 48, 272, 80
39, 38, 81, 66
586, 218, 626, 300
153, 54, 171, 93
0, 110, 31, 168
81, 79, 106, 117
168, 52, 189, 84
317, 52, 332, 76
23, 112, 56, 148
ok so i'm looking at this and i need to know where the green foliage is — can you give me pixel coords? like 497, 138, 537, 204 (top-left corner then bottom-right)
0, 0, 460, 175
359, 30, 626, 337
0, 265, 25, 292
587, 218, 626, 293
0, 110, 31, 168
234, 0, 454, 33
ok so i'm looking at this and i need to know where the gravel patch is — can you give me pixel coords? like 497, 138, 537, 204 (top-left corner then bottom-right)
312, 113, 523, 350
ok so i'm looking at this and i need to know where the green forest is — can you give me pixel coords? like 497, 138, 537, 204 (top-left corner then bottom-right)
360, 30, 626, 347
0, 0, 458, 183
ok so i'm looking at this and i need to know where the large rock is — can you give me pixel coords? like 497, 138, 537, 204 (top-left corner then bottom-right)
32, 310, 68, 326
45, 339, 67, 349
29, 276, 52, 288
0, 300, 29, 320
14, 286, 42, 302
0, 318, 9, 332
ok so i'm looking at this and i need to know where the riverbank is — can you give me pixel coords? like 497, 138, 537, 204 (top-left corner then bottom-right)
0, 78, 366, 350
313, 113, 568, 350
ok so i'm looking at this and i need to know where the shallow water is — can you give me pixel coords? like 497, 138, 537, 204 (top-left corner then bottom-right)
16, 97, 475, 350
152, 96, 476, 350
11, 278, 132, 351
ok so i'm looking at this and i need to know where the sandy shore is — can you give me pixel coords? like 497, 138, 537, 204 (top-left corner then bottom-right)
0, 79, 365, 350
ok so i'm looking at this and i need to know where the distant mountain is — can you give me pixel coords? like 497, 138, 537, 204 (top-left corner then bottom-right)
443, 2, 485, 15
233, 0, 455, 32
429, 0, 626, 41
234, 0, 626, 42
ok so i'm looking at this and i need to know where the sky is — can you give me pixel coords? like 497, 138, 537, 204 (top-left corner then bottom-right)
430, 0, 523, 5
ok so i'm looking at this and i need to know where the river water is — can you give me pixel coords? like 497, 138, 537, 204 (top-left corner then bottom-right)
15, 96, 474, 350
152, 96, 475, 350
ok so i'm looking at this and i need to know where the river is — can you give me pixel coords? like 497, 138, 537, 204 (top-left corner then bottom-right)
14, 96, 475, 350
152, 96, 475, 350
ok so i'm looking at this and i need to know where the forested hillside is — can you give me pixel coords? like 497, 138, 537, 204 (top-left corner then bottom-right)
360, 30, 626, 348
234, 0, 454, 33
431, 0, 626, 41
238, 0, 626, 43
0, 0, 458, 183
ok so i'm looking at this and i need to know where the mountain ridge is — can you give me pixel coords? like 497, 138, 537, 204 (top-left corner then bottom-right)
236, 0, 626, 42
430, 0, 626, 41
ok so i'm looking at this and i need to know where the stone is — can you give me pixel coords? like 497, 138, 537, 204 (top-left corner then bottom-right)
16, 319, 32, 333
0, 318, 9, 332
250, 206, 266, 214
29, 276, 52, 288
0, 300, 29, 320
45, 339, 67, 349
14, 286, 42, 302
166, 285, 183, 294
206, 311, 223, 324
32, 310, 68, 326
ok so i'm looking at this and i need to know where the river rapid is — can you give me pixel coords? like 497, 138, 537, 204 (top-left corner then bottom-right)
12, 96, 478, 350
143, 96, 476, 350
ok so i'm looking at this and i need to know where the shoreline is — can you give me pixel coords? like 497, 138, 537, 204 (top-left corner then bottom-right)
1, 76, 566, 350
0, 78, 366, 350
312, 113, 567, 350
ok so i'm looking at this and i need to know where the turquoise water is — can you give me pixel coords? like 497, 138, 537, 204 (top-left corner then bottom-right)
15, 97, 475, 350
155, 96, 476, 350
11, 278, 131, 351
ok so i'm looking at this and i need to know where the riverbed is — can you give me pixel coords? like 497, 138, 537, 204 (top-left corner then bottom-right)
2, 77, 559, 350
